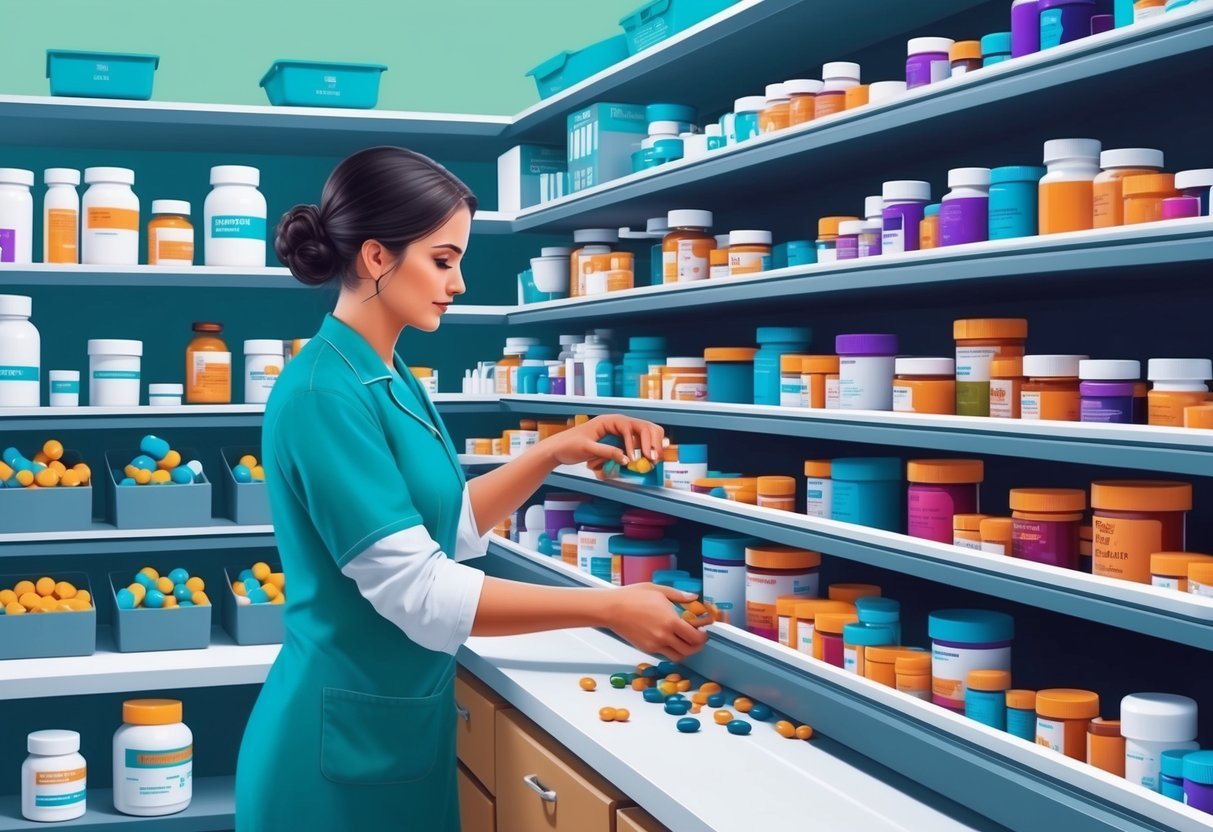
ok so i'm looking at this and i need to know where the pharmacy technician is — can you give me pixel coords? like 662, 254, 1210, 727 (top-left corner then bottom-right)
235, 146, 710, 831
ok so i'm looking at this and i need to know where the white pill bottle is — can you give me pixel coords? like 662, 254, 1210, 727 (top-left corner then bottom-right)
22, 729, 87, 822
113, 699, 193, 817
82, 167, 139, 266
204, 165, 267, 267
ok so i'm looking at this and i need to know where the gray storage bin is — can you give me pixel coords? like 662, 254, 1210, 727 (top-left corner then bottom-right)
104, 448, 213, 529
221, 565, 284, 645
0, 449, 94, 533
109, 571, 211, 652
220, 447, 271, 525
0, 572, 96, 659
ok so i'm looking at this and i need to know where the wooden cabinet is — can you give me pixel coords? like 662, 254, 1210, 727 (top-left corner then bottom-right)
458, 763, 497, 832
456, 666, 511, 795
617, 806, 670, 832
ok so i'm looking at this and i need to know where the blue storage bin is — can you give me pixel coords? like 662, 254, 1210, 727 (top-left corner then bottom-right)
0, 449, 93, 533
526, 34, 629, 99
619, 0, 737, 55
222, 566, 284, 645
105, 449, 213, 530
0, 572, 96, 659
110, 572, 211, 652
260, 60, 388, 109
46, 50, 159, 100
221, 448, 270, 525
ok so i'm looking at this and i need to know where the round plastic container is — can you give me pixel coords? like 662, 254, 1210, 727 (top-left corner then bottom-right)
1175, 168, 1213, 215
793, 598, 855, 657
1087, 717, 1126, 777
1012, 0, 1041, 57
760, 83, 791, 133
816, 62, 860, 118
22, 730, 86, 822
608, 536, 677, 586
663, 444, 708, 492
1093, 148, 1164, 227
906, 37, 954, 88
1160, 748, 1195, 801
1091, 480, 1192, 583
989, 166, 1047, 240
801, 355, 840, 409
1079, 358, 1143, 424
831, 457, 902, 531
754, 326, 811, 406
953, 513, 990, 550
843, 622, 895, 675
980, 516, 1014, 555
757, 476, 796, 511
1036, 689, 1100, 761
243, 339, 283, 404
1006, 690, 1039, 741
702, 532, 761, 627
148, 383, 183, 407
893, 357, 956, 414
1162, 196, 1201, 220
929, 609, 1014, 711
1009, 488, 1086, 569
844, 85, 869, 110
48, 369, 80, 407
1039, 138, 1101, 234
620, 508, 676, 541
1021, 354, 1088, 421
0, 294, 40, 407
745, 545, 821, 640
544, 493, 588, 541
728, 230, 772, 277
43, 168, 81, 264
186, 322, 231, 404
705, 347, 757, 404
113, 699, 192, 816
989, 356, 1025, 419
663, 210, 714, 283
950, 40, 983, 75
1148, 358, 1212, 427
882, 180, 932, 253
981, 31, 1013, 65
907, 459, 984, 544
868, 81, 907, 106
1123, 173, 1178, 225
864, 645, 926, 687
731, 96, 765, 143
815, 215, 857, 264
836, 333, 898, 411
896, 653, 932, 700
574, 502, 624, 583
82, 167, 139, 266
786, 78, 822, 126
815, 611, 860, 667
1121, 693, 1199, 792
1183, 752, 1213, 812
205, 165, 266, 267
1039, 0, 1096, 49
1151, 552, 1213, 592
966, 669, 1011, 730
940, 167, 991, 246
780, 354, 809, 407
920, 204, 941, 249
88, 339, 143, 407
835, 219, 864, 261
855, 595, 901, 645
0, 168, 34, 264
804, 459, 833, 518
147, 200, 194, 266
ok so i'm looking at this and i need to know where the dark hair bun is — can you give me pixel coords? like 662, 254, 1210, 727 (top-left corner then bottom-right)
275, 204, 337, 286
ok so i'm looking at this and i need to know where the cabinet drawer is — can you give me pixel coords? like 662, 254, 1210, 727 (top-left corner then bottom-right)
618, 807, 669, 832
456, 666, 511, 794
495, 709, 629, 832
458, 762, 496, 832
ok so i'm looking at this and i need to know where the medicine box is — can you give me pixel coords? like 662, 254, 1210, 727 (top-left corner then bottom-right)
0, 572, 96, 660
566, 103, 648, 194
110, 572, 212, 652
260, 60, 388, 109
220, 448, 271, 525
104, 449, 213, 530
619, 0, 738, 55
46, 50, 159, 100
222, 566, 284, 646
497, 145, 567, 213
526, 34, 629, 99
0, 450, 93, 533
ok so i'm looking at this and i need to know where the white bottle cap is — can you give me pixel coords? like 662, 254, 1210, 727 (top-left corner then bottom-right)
151, 200, 191, 216
864, 195, 884, 220
882, 180, 932, 202
704, 123, 723, 137
573, 228, 619, 244
667, 209, 713, 229
715, 234, 731, 248
908, 37, 955, 55
1120, 693, 1198, 743
837, 220, 866, 236
210, 165, 261, 187
948, 167, 992, 188
868, 81, 908, 104
559, 334, 582, 346
895, 357, 956, 375
1099, 148, 1164, 171
0, 294, 33, 317
822, 61, 861, 81
646, 217, 670, 234
84, 166, 135, 185
49, 370, 80, 381
783, 79, 823, 95
733, 95, 767, 113
1148, 358, 1213, 381
149, 383, 184, 395
245, 339, 285, 355
44, 168, 81, 186
28, 729, 80, 756
1078, 359, 1141, 380
728, 230, 773, 246
0, 168, 35, 187
524, 504, 546, 529
666, 357, 706, 368
1043, 138, 1102, 165
505, 337, 541, 349
87, 339, 144, 357
1175, 169, 1213, 190
648, 120, 683, 136
539, 246, 572, 257
1022, 354, 1088, 378
764, 82, 790, 103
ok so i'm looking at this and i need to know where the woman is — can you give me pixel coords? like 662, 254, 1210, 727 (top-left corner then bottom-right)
235, 146, 710, 830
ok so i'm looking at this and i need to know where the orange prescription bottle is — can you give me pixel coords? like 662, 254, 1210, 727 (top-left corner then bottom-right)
760, 83, 791, 134
954, 318, 1029, 418
569, 229, 618, 297
663, 210, 714, 284
989, 356, 1025, 419
1020, 355, 1087, 421
1036, 689, 1100, 762
1091, 480, 1192, 584
844, 85, 870, 110
786, 79, 822, 126
919, 204, 940, 249
1039, 138, 1101, 235
895, 653, 932, 701
1087, 718, 1126, 777
494, 338, 534, 395
1147, 359, 1212, 427
147, 200, 194, 266
728, 231, 772, 276
816, 62, 859, 118
1092, 148, 1163, 227
1122, 173, 1178, 225
757, 476, 797, 511
1186, 404, 1213, 429
801, 355, 841, 409
893, 357, 956, 414
186, 322, 231, 404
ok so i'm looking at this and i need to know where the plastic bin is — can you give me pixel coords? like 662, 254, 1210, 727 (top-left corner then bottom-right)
220, 448, 271, 525
104, 449, 213, 530
259, 60, 388, 108
221, 566, 284, 645
110, 572, 211, 652
526, 34, 629, 99
46, 50, 159, 100
0, 450, 93, 533
619, 0, 737, 55
0, 572, 96, 659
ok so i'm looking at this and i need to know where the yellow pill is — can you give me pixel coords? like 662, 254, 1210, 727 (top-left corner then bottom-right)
59, 470, 82, 487
0, 461, 12, 480
163, 595, 178, 608
36, 577, 56, 597
232, 582, 247, 597
68, 598, 92, 611
54, 582, 77, 600
579, 677, 597, 692
775, 720, 796, 739
150, 469, 172, 484
734, 697, 753, 714
43, 440, 64, 461
239, 454, 259, 469
630, 457, 654, 474
13, 580, 35, 597
677, 679, 692, 692
16, 470, 34, 487
251, 466, 265, 481
598, 707, 617, 722
658, 681, 678, 696
262, 584, 281, 600
128, 583, 146, 604
73, 463, 91, 484
266, 572, 285, 591
0, 589, 16, 606
49, 460, 67, 475
269, 594, 284, 605
796, 725, 814, 741
630, 677, 649, 692
713, 709, 734, 725
157, 450, 182, 471
56, 601, 75, 613
192, 591, 210, 606
35, 468, 60, 487
40, 595, 59, 612
691, 691, 709, 705
6, 602, 27, 615
700, 682, 722, 695
185, 577, 205, 592
76, 590, 91, 606
252, 562, 271, 581
140, 567, 159, 580
665, 673, 683, 683
614, 708, 630, 722
134, 468, 153, 485
124, 464, 140, 479
156, 577, 174, 594
34, 451, 50, 465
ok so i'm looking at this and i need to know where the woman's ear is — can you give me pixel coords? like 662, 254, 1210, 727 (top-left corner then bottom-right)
358, 239, 389, 279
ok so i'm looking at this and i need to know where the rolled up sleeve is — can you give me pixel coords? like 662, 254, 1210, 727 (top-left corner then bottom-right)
454, 486, 491, 562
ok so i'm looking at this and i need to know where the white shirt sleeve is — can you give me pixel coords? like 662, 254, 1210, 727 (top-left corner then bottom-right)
454, 485, 491, 562
341, 525, 485, 655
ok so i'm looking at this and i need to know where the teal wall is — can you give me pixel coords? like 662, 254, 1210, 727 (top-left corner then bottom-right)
4, 0, 642, 114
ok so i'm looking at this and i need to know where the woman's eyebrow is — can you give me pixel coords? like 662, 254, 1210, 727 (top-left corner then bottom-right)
432, 243, 464, 254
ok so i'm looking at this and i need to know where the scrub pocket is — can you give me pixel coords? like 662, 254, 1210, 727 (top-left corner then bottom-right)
320, 677, 454, 785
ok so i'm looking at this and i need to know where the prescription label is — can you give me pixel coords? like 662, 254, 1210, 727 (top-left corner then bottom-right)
120, 745, 192, 809
210, 215, 266, 240
932, 643, 1010, 710
87, 207, 138, 231
32, 766, 86, 809
1036, 718, 1066, 754
1093, 516, 1160, 584
153, 227, 194, 265
46, 209, 79, 263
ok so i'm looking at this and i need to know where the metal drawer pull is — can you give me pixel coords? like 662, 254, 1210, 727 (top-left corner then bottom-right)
523, 774, 557, 803
455, 702, 470, 722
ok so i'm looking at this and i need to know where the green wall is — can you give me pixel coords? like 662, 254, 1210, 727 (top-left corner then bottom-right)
4, 0, 642, 114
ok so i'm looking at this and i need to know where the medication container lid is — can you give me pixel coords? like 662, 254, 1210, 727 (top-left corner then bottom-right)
953, 318, 1029, 339
728, 230, 773, 246
574, 501, 626, 526
830, 457, 901, 481
151, 200, 190, 215
210, 165, 261, 187
801, 355, 840, 373
837, 220, 866, 236
756, 476, 796, 495
1147, 358, 1213, 380
88, 339, 143, 357
928, 609, 1014, 643
1078, 359, 1140, 380
0, 294, 33, 316
1120, 693, 1198, 742
733, 96, 767, 113
0, 168, 34, 187
868, 81, 907, 102
1099, 148, 1164, 169
1182, 752, 1213, 785
1006, 690, 1037, 709
795, 599, 855, 619
907, 37, 955, 55
573, 229, 619, 244
882, 180, 932, 202
764, 83, 790, 102
123, 698, 183, 724
1022, 354, 1088, 377
895, 357, 955, 375
803, 459, 831, 477
979, 517, 1014, 538
947, 167, 991, 188
1042, 138, 1102, 164
784, 79, 823, 94
667, 209, 713, 228
756, 326, 811, 344
967, 670, 1011, 691
44, 168, 81, 185
855, 596, 900, 619
906, 459, 984, 484
628, 336, 666, 351
84, 166, 135, 185
744, 545, 821, 570
950, 41, 982, 61
818, 216, 859, 236
608, 536, 678, 555
701, 532, 762, 562
980, 32, 1012, 54
1175, 169, 1213, 190
28, 729, 80, 756
677, 444, 709, 464
245, 339, 285, 354
1161, 749, 1197, 778
704, 347, 757, 362
864, 195, 884, 219
896, 653, 932, 674
1150, 552, 1213, 575
648, 120, 683, 136
843, 622, 895, 645
1036, 689, 1100, 720
538, 247, 572, 257
1008, 488, 1087, 512
822, 61, 861, 80
1122, 173, 1176, 197
953, 514, 990, 532
835, 333, 898, 355
645, 103, 698, 123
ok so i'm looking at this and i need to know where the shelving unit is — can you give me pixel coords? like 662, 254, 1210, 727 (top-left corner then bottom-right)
0, 524, 274, 558
0, 777, 235, 832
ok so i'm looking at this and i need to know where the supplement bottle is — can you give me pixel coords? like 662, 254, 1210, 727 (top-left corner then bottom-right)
244, 339, 283, 404
907, 459, 984, 544
989, 356, 1025, 418
113, 699, 192, 816
1122, 173, 1178, 225
1120, 693, 1199, 791
843, 622, 895, 676
745, 545, 821, 641
701, 532, 760, 627
981, 32, 1013, 65
1011, 0, 1041, 57
148, 383, 184, 407
664, 444, 708, 491
815, 611, 859, 666
22, 729, 86, 822
1021, 354, 1088, 421
965, 670, 1011, 730
621, 336, 666, 399
836, 333, 897, 411
1160, 749, 1195, 801
906, 37, 955, 88
575, 502, 624, 582
1039, 138, 1101, 234
989, 166, 1046, 240
1185, 752, 1213, 813
82, 167, 139, 266
732, 96, 766, 143
569, 229, 618, 297
708, 248, 729, 279
1087, 718, 1126, 777
786, 79, 822, 126
864, 645, 924, 687
1093, 148, 1164, 227
893, 357, 956, 414
980, 516, 1014, 555
1079, 359, 1141, 424
754, 326, 811, 406
88, 339, 142, 406
801, 355, 840, 409
728, 230, 772, 277
1009, 488, 1085, 569
844, 85, 869, 110
1007, 690, 1038, 740
495, 337, 538, 395
1151, 552, 1213, 592
756, 476, 796, 511
803, 459, 832, 518
954, 513, 990, 550
49, 370, 81, 407
663, 210, 713, 283
929, 609, 1014, 711
204, 165, 267, 267
940, 167, 991, 246
882, 180, 932, 253
855, 596, 901, 645
895, 653, 933, 701
955, 318, 1029, 417
186, 322, 232, 404
835, 220, 864, 261
1174, 168, 1213, 215
816, 62, 860, 118
705, 347, 756, 404
1092, 480, 1191, 583
43, 168, 81, 264
831, 457, 902, 531
1148, 358, 1212, 427
950, 40, 983, 75
816, 216, 858, 264
1039, 0, 1097, 48
759, 83, 791, 134
868, 81, 908, 105
779, 353, 807, 407
147, 200, 194, 266
1036, 689, 1100, 761
0, 168, 34, 264
0, 294, 40, 407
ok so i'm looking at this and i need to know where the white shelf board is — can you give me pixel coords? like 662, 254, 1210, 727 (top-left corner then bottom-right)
0, 522, 273, 545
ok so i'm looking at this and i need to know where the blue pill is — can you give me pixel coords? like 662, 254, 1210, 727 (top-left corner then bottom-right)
726, 719, 752, 736
657, 661, 677, 675
168, 568, 189, 585
666, 693, 686, 702
239, 570, 255, 582
233, 464, 253, 484
643, 688, 665, 704
135, 572, 156, 589
710, 487, 728, 498
749, 704, 773, 722
676, 717, 700, 734
664, 700, 691, 716
244, 578, 260, 593
32, 462, 46, 473
2, 447, 19, 466
13, 457, 33, 472
248, 588, 270, 604
179, 601, 195, 607
140, 435, 171, 461
120, 477, 137, 487
144, 589, 166, 609
170, 466, 194, 485
130, 454, 158, 472
641, 666, 658, 678
173, 585, 193, 602
707, 693, 726, 708
116, 588, 137, 610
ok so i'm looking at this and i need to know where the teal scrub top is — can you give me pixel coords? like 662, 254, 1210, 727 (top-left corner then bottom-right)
236, 314, 467, 831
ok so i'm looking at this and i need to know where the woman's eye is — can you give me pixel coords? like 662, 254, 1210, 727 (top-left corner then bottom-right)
434, 259, 452, 270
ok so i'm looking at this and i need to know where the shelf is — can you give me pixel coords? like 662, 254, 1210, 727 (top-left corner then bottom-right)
537, 468, 1213, 650
0, 263, 301, 290
0, 776, 234, 831
503, 393, 1213, 477
457, 453, 512, 466
0, 523, 274, 558
484, 539, 1213, 832
428, 393, 503, 413
0, 404, 266, 431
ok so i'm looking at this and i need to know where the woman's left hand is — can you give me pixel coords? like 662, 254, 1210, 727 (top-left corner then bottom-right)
540, 414, 666, 475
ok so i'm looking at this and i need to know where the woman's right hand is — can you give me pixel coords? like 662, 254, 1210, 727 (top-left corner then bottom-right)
601, 584, 711, 662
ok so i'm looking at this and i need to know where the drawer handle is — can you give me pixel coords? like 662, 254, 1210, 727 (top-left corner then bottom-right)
523, 773, 557, 803
455, 702, 470, 722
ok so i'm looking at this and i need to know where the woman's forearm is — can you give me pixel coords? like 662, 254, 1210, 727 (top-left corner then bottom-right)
469, 576, 611, 636
466, 443, 557, 535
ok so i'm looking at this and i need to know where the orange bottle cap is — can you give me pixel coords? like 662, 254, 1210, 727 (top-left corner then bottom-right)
817, 216, 860, 238
1008, 488, 1087, 513
781, 353, 810, 372
793, 599, 855, 620
745, 545, 821, 570
866, 645, 926, 664
967, 669, 1012, 691
1091, 481, 1192, 512
950, 40, 982, 61
1151, 551, 1213, 576
828, 583, 881, 603
123, 698, 183, 725
895, 653, 932, 674
814, 612, 860, 634
776, 595, 803, 616
1189, 562, 1213, 583
1121, 172, 1176, 197
953, 318, 1029, 340
907, 459, 984, 484
757, 476, 796, 496
662, 446, 680, 462
953, 513, 990, 532
801, 355, 841, 374
804, 459, 832, 477
704, 347, 758, 362
979, 517, 1013, 540
1036, 689, 1100, 720
1087, 717, 1122, 737
1006, 689, 1037, 710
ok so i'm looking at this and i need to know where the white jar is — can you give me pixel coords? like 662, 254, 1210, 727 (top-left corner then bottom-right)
49, 370, 81, 407
0, 168, 35, 264
204, 165, 267, 267
82, 167, 139, 266
148, 383, 184, 407
1121, 693, 1199, 792
868, 81, 908, 105
113, 699, 192, 817
822, 61, 861, 91
0, 294, 40, 407
44, 168, 81, 264
88, 339, 142, 407
22, 729, 86, 822
244, 339, 284, 404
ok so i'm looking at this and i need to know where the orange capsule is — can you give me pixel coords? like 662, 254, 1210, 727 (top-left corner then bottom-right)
76, 590, 91, 606
579, 677, 597, 692
598, 707, 617, 722
232, 582, 247, 597
658, 681, 678, 696
685, 601, 708, 616
676, 679, 692, 692
796, 725, 814, 741
36, 577, 56, 597
713, 709, 734, 725
42, 440, 64, 461
775, 720, 797, 739
734, 697, 753, 714
13, 580, 35, 597
163, 596, 179, 609
630, 677, 649, 692
59, 470, 82, 487
690, 704, 702, 714
682, 609, 708, 623
665, 673, 682, 683
192, 591, 210, 606
700, 682, 722, 695
691, 691, 709, 705
613, 708, 630, 722
156, 577, 174, 594
54, 582, 77, 600
6, 602, 26, 615
636, 662, 652, 673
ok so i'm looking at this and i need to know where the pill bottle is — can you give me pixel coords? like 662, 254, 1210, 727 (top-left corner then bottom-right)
835, 220, 864, 261
204, 165, 266, 267
113, 699, 192, 816
146, 200, 194, 266
701, 532, 760, 627
1092, 480, 1191, 583
243, 339, 283, 404
865, 645, 926, 687
843, 622, 895, 675
88, 339, 142, 407
0, 168, 34, 264
732, 96, 765, 143
907, 459, 984, 544
1152, 552, 1213, 591
754, 326, 811, 406
774, 595, 805, 647
882, 180, 932, 253
989, 166, 1046, 240
948, 40, 983, 76
664, 444, 708, 492
560, 530, 578, 566
856, 595, 901, 644
1185, 752, 1213, 813
786, 78, 822, 126
953, 514, 990, 550
1148, 358, 1212, 427
1078, 359, 1142, 424
1039, 0, 1096, 48
1087, 718, 1127, 777
494, 338, 532, 395
661, 357, 706, 401
22, 729, 86, 822
989, 356, 1025, 418
759, 83, 791, 134
585, 253, 634, 295
663, 210, 713, 283
1134, 0, 1166, 19
1121, 693, 1199, 791
608, 536, 677, 586
816, 216, 858, 264
620, 336, 665, 399
857, 220, 882, 258
918, 204, 941, 250
929, 609, 1013, 711
1162, 196, 1201, 220
43, 168, 81, 264
965, 670, 1011, 730
148, 383, 184, 407
704, 347, 756, 404
82, 167, 139, 266
1009, 488, 1085, 569
801, 355, 840, 408
955, 321, 1031, 419
569, 229, 618, 297
1079, 524, 1094, 572
779, 354, 808, 407
186, 322, 231, 404
49, 370, 80, 407
1161, 749, 1194, 801
896, 653, 933, 701
940, 167, 991, 247
1039, 138, 1101, 234
829, 583, 882, 605
1001, 689, 1038, 740
575, 502, 624, 582
1036, 689, 1100, 761
1012, 0, 1041, 56
893, 357, 956, 414
815, 611, 860, 667
981, 31, 1013, 65
1021, 354, 1087, 421
745, 545, 821, 641
1093, 148, 1165, 227
543, 493, 586, 541
980, 516, 1014, 555
844, 84, 869, 110
0, 294, 40, 407
868, 81, 908, 105
708, 248, 730, 279
1187, 404, 1213, 430
816, 62, 859, 118
803, 459, 832, 518
831, 457, 902, 531
728, 230, 772, 277
794, 599, 856, 658
757, 476, 796, 511
1122, 173, 1178, 225
906, 37, 955, 88
836, 333, 897, 411
1174, 168, 1213, 215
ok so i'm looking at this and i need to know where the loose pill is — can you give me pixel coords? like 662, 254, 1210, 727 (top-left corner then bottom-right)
232, 582, 247, 597
13, 580, 34, 597
578, 677, 597, 691
48, 461, 66, 475
263, 584, 280, 600
127, 584, 146, 604
775, 720, 796, 738
599, 707, 617, 722
700, 682, 722, 694
16, 470, 34, 487
613, 708, 630, 722
116, 588, 137, 610
163, 596, 178, 608
54, 581, 76, 600
133, 469, 152, 485
59, 470, 81, 487
19, 593, 41, 611
707, 693, 726, 708
76, 590, 90, 605
664, 700, 691, 716
666, 693, 686, 702
691, 691, 709, 705
6, 602, 25, 615
643, 688, 665, 704
36, 577, 55, 596
641, 666, 658, 678
173, 585, 193, 603
252, 562, 271, 581
35, 468, 59, 487
171, 466, 195, 485
248, 588, 270, 604
251, 466, 265, 481
144, 589, 166, 609
609, 673, 629, 688
749, 704, 773, 722
73, 463, 91, 484
665, 673, 682, 683
658, 681, 677, 696
270, 595, 284, 605
676, 679, 692, 692
266, 573, 285, 591
713, 709, 734, 725
676, 717, 701, 733
150, 469, 172, 484
131, 453, 158, 471
636, 662, 652, 673
0, 589, 15, 606
42, 440, 64, 461
233, 465, 253, 483
185, 577, 205, 592
158, 450, 182, 471
734, 697, 754, 714
156, 577, 174, 594
192, 591, 210, 606
135, 572, 155, 590
630, 678, 649, 692
140, 435, 170, 461
796, 725, 815, 741
690, 704, 702, 714
179, 601, 195, 607
186, 460, 204, 477
727, 720, 752, 736
168, 568, 189, 585
657, 661, 677, 675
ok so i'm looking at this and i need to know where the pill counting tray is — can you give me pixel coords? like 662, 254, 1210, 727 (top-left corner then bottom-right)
104, 448, 213, 530
221, 565, 283, 646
